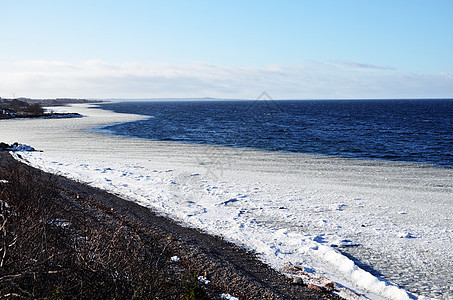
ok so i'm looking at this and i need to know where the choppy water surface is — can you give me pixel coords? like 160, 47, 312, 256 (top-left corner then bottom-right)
97, 99, 453, 167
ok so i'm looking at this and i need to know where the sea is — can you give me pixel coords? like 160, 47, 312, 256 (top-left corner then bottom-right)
95, 99, 453, 168
8, 99, 451, 298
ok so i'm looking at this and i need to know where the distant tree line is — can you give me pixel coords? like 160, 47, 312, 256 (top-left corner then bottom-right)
0, 97, 99, 118
0, 97, 98, 106
0, 99, 44, 117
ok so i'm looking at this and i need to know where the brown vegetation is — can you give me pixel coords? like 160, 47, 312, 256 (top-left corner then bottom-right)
0, 155, 211, 299
0, 152, 342, 299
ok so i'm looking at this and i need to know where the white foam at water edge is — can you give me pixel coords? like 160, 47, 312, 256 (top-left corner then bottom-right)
3, 104, 452, 299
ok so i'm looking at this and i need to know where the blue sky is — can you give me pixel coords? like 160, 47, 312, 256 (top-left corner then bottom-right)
1, 0, 452, 99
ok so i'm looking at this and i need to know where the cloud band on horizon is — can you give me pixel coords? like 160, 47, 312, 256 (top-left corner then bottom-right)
0, 59, 452, 100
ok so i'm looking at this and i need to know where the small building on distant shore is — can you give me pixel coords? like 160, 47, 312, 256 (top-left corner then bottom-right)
1, 108, 16, 118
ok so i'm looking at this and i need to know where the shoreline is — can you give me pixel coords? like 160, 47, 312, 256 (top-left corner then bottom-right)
2, 103, 452, 299
4, 102, 449, 170
0, 151, 340, 299
93, 100, 453, 169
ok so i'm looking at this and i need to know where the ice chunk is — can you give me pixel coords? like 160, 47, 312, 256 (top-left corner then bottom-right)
220, 294, 239, 300
330, 239, 360, 248
398, 232, 415, 238
197, 276, 210, 284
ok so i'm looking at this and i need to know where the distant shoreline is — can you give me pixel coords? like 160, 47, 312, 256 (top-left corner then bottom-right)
0, 98, 103, 119
0, 112, 83, 120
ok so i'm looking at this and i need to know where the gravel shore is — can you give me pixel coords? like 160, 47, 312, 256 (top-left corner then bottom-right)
1, 152, 341, 299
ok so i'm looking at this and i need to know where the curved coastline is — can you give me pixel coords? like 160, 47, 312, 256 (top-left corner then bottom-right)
92, 100, 453, 169
3, 103, 453, 299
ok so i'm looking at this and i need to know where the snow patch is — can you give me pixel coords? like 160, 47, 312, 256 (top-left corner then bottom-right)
220, 293, 239, 300
197, 276, 210, 285
170, 256, 180, 262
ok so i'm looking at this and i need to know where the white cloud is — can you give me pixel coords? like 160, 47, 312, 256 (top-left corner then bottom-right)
14, 60, 80, 71
0, 60, 452, 99
330, 60, 396, 71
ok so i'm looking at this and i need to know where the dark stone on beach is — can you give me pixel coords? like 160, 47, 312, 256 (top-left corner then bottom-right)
308, 284, 324, 292
0, 142, 37, 152
325, 282, 336, 292
0, 142, 9, 151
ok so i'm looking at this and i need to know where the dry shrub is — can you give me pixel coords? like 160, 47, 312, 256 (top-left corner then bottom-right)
0, 159, 208, 299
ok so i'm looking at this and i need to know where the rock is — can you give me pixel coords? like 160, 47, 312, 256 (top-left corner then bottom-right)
324, 282, 335, 292
308, 284, 323, 292
0, 142, 36, 152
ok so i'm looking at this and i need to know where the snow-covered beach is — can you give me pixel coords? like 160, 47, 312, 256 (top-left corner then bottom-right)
2, 104, 452, 299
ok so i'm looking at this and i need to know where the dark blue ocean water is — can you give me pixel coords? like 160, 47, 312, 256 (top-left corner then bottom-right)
96, 99, 453, 167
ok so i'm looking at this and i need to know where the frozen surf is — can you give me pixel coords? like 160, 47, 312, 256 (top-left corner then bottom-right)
3, 103, 452, 299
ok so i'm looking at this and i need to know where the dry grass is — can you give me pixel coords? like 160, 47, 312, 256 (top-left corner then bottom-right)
0, 158, 210, 299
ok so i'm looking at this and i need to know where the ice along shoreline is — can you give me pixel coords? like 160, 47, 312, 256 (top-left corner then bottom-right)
4, 103, 453, 299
